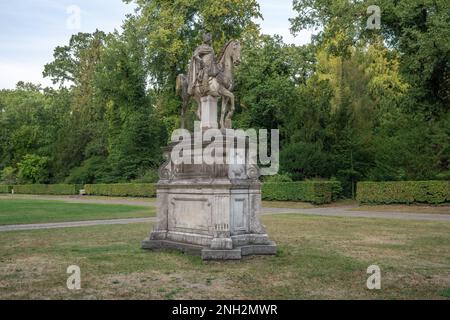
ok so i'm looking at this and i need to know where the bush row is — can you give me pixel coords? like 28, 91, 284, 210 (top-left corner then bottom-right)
84, 184, 157, 198
12, 184, 81, 195
2, 182, 342, 204
357, 181, 450, 205
262, 181, 341, 205
0, 185, 12, 193
6, 181, 448, 205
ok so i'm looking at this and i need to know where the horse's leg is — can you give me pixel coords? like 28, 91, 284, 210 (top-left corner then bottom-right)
195, 95, 201, 120
181, 100, 186, 129
225, 94, 235, 129
220, 97, 229, 129
218, 87, 234, 129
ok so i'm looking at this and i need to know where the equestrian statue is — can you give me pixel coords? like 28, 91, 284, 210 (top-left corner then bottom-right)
176, 32, 241, 129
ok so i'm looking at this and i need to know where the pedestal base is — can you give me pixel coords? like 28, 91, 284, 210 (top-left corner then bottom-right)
142, 238, 277, 260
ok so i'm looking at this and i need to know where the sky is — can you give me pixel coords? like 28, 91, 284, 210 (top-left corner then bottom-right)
0, 0, 313, 89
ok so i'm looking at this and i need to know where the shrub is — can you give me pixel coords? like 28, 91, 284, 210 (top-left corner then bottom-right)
0, 185, 12, 194
133, 169, 159, 184
262, 181, 341, 204
329, 179, 343, 201
84, 184, 156, 198
357, 181, 450, 205
1, 167, 17, 185
13, 184, 81, 195
65, 157, 107, 185
264, 174, 293, 183
17, 154, 49, 184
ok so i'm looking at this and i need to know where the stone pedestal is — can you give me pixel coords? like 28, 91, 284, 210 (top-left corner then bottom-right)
142, 110, 277, 260
200, 95, 218, 130
142, 179, 277, 260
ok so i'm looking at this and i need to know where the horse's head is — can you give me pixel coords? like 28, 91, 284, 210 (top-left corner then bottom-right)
230, 41, 241, 66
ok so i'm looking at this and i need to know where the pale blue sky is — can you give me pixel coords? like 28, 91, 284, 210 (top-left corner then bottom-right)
0, 0, 313, 89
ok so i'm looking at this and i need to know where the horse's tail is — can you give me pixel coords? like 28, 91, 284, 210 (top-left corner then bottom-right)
176, 74, 186, 96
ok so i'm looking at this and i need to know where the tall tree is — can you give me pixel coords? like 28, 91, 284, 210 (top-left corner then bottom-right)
93, 21, 166, 182
44, 31, 109, 180
291, 0, 450, 118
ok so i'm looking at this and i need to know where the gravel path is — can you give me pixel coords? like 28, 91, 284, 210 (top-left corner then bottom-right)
0, 195, 449, 233
0, 195, 156, 207
0, 218, 157, 232
261, 207, 450, 222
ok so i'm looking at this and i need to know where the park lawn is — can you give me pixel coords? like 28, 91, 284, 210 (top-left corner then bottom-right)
262, 201, 315, 209
262, 199, 357, 209
0, 214, 449, 300
0, 200, 155, 225
0, 194, 157, 203
352, 204, 450, 215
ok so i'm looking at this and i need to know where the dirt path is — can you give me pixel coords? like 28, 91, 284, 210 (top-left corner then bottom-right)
261, 206, 450, 222
0, 195, 449, 233
0, 194, 156, 207
0, 218, 156, 232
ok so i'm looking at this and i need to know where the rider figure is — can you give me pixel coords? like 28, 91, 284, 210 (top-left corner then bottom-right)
188, 32, 218, 96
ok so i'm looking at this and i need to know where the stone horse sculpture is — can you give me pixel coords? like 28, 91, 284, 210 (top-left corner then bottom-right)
176, 39, 241, 129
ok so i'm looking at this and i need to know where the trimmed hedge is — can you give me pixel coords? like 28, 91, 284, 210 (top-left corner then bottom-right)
0, 185, 12, 194
13, 184, 81, 195
357, 181, 450, 205
5, 181, 343, 203
262, 181, 341, 204
84, 184, 157, 198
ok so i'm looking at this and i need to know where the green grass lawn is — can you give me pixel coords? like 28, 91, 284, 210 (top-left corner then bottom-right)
0, 200, 155, 225
0, 214, 449, 300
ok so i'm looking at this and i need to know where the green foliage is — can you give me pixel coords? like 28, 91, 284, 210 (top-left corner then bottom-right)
291, 0, 450, 118
264, 174, 293, 183
84, 184, 156, 198
17, 155, 49, 184
133, 169, 160, 184
262, 181, 341, 204
64, 156, 108, 185
0, 185, 12, 193
13, 184, 81, 195
329, 178, 344, 201
0, 200, 153, 225
126, 0, 261, 88
1, 167, 17, 185
280, 142, 334, 181
93, 24, 166, 183
0, 1, 448, 196
357, 181, 450, 205
0, 84, 63, 172
234, 35, 309, 130
43, 31, 107, 87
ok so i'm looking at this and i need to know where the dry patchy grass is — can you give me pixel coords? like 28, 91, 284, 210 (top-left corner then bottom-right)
0, 215, 449, 300
353, 204, 450, 215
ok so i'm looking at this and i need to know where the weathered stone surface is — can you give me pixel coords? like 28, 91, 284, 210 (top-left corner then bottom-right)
142, 238, 277, 260
240, 242, 278, 256
142, 132, 277, 260
201, 96, 219, 129
177, 33, 241, 129
202, 248, 242, 260
142, 238, 203, 256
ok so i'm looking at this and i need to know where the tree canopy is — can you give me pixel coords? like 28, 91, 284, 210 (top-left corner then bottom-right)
0, 0, 448, 196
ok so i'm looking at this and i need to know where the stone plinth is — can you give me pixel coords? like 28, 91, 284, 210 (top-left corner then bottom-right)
142, 132, 277, 260
200, 95, 218, 130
